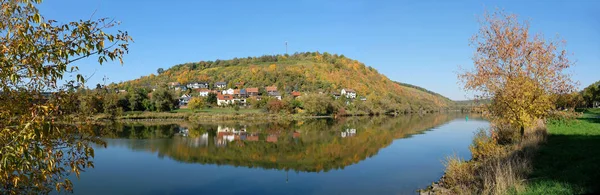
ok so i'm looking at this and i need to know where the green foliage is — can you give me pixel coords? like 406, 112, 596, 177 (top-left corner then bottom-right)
297, 93, 335, 115
129, 89, 147, 111
188, 97, 206, 110
0, 0, 132, 193
581, 80, 600, 108
151, 87, 178, 112
206, 93, 217, 106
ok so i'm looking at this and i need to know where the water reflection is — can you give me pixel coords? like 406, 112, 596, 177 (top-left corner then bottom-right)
93, 114, 483, 173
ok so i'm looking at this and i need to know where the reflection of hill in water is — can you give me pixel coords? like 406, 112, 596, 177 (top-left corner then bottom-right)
97, 114, 477, 172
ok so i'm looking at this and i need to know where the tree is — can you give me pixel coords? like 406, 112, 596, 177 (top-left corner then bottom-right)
157, 68, 164, 75
188, 97, 206, 110
206, 93, 218, 106
458, 10, 574, 138
298, 93, 335, 115
266, 99, 285, 113
129, 89, 147, 111
581, 81, 600, 107
0, 0, 131, 193
152, 87, 178, 112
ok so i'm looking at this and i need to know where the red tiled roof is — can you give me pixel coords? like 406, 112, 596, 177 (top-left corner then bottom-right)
291, 91, 301, 97
344, 88, 356, 93
265, 86, 277, 92
217, 93, 233, 100
246, 88, 259, 93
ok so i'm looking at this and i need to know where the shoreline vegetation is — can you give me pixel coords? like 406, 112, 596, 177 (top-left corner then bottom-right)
421, 108, 600, 194
89, 107, 466, 122
420, 10, 598, 195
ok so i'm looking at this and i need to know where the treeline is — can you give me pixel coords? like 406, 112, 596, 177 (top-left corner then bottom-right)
553, 80, 600, 109
77, 86, 179, 116
188, 93, 440, 116
167, 51, 359, 73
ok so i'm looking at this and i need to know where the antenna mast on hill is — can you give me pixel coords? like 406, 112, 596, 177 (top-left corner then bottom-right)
285, 41, 288, 55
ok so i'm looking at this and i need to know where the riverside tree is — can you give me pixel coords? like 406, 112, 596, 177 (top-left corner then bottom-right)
0, 0, 132, 193
458, 10, 575, 138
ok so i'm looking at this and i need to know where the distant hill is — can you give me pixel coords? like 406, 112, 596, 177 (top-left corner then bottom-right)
113, 52, 454, 111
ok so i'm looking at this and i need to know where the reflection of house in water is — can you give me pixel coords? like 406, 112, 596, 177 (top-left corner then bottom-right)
266, 134, 278, 143
341, 129, 357, 138
188, 133, 209, 147
178, 127, 189, 137
216, 125, 250, 146
246, 133, 259, 141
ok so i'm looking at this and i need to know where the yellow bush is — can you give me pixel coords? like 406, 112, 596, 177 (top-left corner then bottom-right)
470, 129, 505, 161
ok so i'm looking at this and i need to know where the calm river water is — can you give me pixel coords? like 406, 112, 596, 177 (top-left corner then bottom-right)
66, 114, 488, 195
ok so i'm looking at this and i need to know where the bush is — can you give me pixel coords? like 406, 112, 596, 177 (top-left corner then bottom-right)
470, 129, 505, 161
266, 99, 284, 113
443, 154, 477, 191
188, 97, 206, 110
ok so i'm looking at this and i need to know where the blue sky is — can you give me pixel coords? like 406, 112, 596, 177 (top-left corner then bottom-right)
38, 0, 599, 100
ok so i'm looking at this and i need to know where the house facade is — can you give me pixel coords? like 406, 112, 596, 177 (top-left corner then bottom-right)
246, 88, 259, 96
215, 81, 227, 89
217, 93, 234, 106
179, 94, 192, 106
187, 82, 209, 89
222, 88, 235, 95
198, 89, 212, 97
268, 91, 282, 100
341, 88, 357, 99
266, 86, 278, 93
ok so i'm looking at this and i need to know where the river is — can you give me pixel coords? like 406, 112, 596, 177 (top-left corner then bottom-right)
65, 114, 488, 195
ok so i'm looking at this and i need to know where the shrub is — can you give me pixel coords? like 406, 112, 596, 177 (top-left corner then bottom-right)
443, 154, 477, 191
266, 99, 284, 113
188, 97, 206, 110
470, 129, 505, 161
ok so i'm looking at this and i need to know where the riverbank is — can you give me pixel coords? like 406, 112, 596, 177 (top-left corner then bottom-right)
91, 107, 455, 122
421, 108, 600, 194
520, 108, 600, 194
92, 108, 335, 122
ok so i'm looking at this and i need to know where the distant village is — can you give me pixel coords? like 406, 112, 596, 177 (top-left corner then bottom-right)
168, 81, 366, 107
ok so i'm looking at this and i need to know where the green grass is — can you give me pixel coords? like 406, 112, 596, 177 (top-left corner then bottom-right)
521, 108, 600, 194
173, 107, 264, 114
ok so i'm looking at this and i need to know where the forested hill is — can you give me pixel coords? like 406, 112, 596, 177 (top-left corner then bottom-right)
113, 52, 454, 111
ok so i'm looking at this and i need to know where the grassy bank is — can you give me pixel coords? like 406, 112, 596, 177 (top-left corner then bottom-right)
94, 108, 334, 122
422, 108, 600, 194
521, 108, 600, 194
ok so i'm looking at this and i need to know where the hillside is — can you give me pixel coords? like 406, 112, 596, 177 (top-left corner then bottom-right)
113, 52, 454, 111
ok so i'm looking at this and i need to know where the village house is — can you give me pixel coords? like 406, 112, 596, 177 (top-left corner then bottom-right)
341, 88, 357, 99
197, 88, 212, 97
217, 93, 234, 106
169, 82, 186, 91
187, 82, 209, 89
179, 94, 192, 106
359, 96, 367, 101
268, 91, 282, 100
246, 88, 259, 97
233, 89, 248, 98
214, 81, 227, 89
332, 92, 341, 99
266, 86, 278, 93
221, 88, 235, 95
290, 91, 301, 98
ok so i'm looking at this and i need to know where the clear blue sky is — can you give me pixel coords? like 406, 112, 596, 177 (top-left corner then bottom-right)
38, 0, 599, 100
